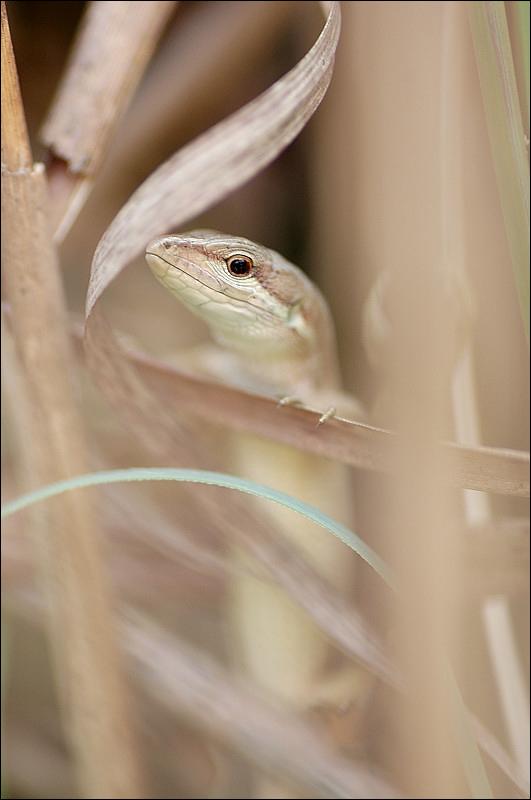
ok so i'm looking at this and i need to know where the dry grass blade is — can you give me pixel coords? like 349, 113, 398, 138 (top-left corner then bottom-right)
1, 3, 142, 796
89, 339, 530, 498
41, 0, 176, 239
446, 4, 529, 785
124, 612, 401, 800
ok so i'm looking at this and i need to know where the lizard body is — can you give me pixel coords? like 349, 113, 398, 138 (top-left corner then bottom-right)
146, 231, 361, 718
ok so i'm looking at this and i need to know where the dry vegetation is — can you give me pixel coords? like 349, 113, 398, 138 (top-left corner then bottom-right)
1, 2, 529, 799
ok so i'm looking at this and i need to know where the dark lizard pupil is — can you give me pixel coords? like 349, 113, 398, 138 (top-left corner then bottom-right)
228, 257, 252, 275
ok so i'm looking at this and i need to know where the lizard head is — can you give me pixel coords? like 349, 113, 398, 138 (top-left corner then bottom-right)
145, 230, 324, 360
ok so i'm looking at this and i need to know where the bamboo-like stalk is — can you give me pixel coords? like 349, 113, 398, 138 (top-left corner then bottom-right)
363, 247, 470, 788
442, 3, 529, 786
1, 5, 142, 797
341, 3, 488, 794
40, 0, 176, 240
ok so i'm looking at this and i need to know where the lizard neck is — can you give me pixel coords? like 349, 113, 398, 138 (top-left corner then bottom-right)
212, 318, 342, 397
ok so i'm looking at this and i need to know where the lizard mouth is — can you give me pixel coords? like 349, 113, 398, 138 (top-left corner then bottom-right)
146, 250, 223, 296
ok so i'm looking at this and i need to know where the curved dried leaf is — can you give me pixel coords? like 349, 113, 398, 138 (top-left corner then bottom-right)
85, 1, 340, 313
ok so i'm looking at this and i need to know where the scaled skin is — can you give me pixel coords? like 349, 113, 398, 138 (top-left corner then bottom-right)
145, 230, 341, 396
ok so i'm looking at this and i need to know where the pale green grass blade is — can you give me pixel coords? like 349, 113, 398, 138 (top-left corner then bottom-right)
468, 1, 530, 341
1, 467, 392, 585
515, 1, 530, 127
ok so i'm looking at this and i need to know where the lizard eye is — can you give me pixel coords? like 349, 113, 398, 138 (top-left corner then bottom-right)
226, 255, 254, 277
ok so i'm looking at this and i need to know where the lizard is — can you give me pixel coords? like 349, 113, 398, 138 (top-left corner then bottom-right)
145, 231, 366, 747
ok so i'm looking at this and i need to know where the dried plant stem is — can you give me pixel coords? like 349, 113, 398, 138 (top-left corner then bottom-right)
357, 5, 487, 795
482, 596, 530, 777
455, 350, 530, 782
453, 347, 530, 783
41, 0, 176, 240
366, 287, 470, 797
443, 3, 529, 785
1, 5, 141, 797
